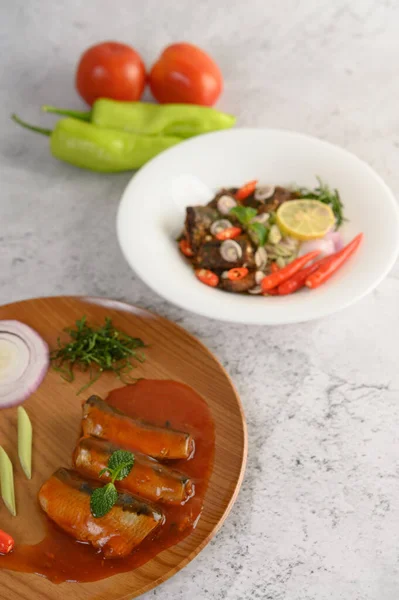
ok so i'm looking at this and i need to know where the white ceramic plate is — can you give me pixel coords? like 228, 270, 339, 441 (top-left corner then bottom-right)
117, 128, 399, 325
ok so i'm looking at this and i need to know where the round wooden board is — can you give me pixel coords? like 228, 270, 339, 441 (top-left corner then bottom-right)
0, 296, 247, 600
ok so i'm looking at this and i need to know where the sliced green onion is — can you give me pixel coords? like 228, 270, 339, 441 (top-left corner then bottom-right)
18, 406, 32, 479
0, 447, 16, 516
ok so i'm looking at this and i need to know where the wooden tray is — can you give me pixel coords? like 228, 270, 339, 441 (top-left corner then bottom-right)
0, 296, 247, 600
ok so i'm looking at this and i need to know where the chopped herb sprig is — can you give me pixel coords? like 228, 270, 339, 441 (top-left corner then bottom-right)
295, 177, 345, 228
51, 316, 145, 394
90, 450, 135, 518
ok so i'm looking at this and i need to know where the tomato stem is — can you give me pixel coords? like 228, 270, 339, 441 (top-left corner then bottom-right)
11, 114, 52, 137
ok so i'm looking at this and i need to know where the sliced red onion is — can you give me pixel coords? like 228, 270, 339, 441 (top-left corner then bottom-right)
220, 240, 242, 262
217, 195, 237, 215
325, 231, 344, 252
0, 321, 49, 408
298, 237, 335, 258
254, 185, 275, 202
210, 219, 233, 236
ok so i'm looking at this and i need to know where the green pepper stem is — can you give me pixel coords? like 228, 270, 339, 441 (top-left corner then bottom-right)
12, 114, 52, 136
42, 105, 91, 121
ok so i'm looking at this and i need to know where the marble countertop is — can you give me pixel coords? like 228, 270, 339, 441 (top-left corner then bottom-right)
1, 1, 399, 598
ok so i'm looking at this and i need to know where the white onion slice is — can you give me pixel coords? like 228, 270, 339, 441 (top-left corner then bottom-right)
0, 320, 49, 408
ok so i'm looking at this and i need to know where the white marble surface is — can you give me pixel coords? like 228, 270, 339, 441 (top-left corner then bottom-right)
1, 1, 399, 598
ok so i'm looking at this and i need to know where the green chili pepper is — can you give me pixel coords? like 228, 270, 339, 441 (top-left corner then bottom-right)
12, 114, 181, 172
42, 99, 236, 139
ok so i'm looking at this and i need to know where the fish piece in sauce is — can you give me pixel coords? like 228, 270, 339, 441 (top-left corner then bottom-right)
38, 468, 163, 559
74, 437, 194, 505
82, 396, 194, 460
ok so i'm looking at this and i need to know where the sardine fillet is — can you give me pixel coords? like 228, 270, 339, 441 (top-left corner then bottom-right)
82, 396, 194, 460
38, 468, 163, 558
74, 437, 194, 505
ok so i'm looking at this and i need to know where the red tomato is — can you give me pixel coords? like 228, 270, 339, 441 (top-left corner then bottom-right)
149, 42, 223, 106
76, 41, 146, 106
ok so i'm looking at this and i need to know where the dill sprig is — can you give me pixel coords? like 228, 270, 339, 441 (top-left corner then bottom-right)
295, 177, 346, 228
51, 316, 145, 394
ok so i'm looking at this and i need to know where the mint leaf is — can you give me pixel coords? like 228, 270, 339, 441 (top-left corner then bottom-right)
98, 467, 110, 478
229, 206, 257, 225
107, 450, 135, 482
90, 483, 118, 518
249, 222, 268, 246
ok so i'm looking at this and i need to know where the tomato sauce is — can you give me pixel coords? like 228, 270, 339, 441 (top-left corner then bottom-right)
0, 380, 215, 583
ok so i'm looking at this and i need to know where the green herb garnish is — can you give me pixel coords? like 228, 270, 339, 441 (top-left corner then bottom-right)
295, 177, 345, 228
230, 206, 269, 246
90, 450, 135, 518
248, 222, 268, 246
230, 205, 257, 225
51, 316, 145, 394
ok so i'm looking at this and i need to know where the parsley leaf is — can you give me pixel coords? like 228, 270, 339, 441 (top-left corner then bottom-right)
90, 483, 118, 518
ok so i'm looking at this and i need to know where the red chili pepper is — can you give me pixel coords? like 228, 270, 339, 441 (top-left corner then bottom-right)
270, 262, 279, 274
215, 226, 242, 240
179, 239, 194, 257
0, 529, 14, 554
227, 267, 248, 281
278, 255, 331, 295
235, 180, 258, 201
261, 250, 321, 292
306, 233, 363, 289
195, 268, 219, 287
265, 287, 279, 296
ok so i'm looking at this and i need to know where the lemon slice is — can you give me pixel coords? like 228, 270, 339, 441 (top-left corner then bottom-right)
276, 200, 335, 241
